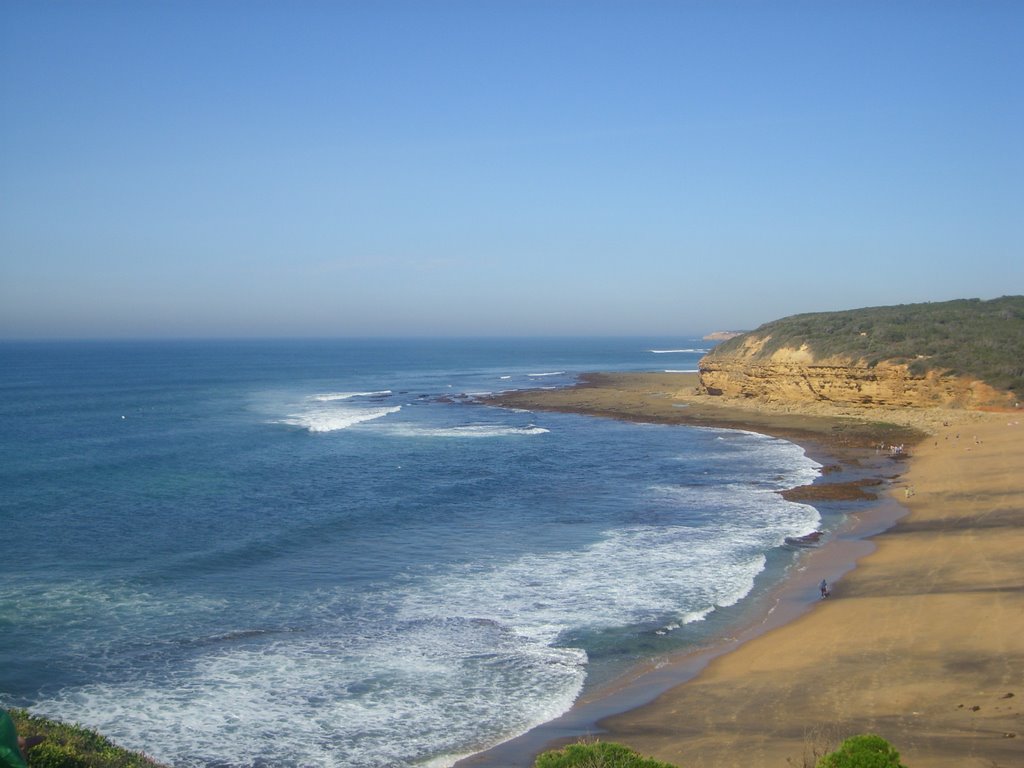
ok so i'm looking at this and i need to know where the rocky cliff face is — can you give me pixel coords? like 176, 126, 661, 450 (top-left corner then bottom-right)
699, 337, 1013, 410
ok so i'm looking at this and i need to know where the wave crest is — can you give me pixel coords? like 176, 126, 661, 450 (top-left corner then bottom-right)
280, 405, 401, 433
310, 390, 392, 402
387, 424, 549, 438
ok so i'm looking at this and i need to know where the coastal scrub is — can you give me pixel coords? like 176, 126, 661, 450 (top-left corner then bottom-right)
7, 710, 165, 768
817, 734, 907, 768
533, 741, 677, 768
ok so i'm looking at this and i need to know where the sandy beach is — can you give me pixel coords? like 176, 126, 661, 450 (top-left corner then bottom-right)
481, 373, 1023, 768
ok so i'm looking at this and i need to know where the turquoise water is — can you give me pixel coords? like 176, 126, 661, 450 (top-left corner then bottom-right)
0, 339, 822, 768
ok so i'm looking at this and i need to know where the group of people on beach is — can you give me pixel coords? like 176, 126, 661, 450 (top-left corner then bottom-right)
877, 442, 907, 456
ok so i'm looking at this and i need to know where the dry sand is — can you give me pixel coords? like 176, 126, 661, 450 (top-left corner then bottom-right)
483, 373, 1023, 767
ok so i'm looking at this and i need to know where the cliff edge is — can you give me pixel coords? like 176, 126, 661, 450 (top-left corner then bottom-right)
699, 297, 1023, 411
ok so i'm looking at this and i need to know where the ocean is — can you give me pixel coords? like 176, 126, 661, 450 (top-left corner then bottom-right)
0, 338, 825, 768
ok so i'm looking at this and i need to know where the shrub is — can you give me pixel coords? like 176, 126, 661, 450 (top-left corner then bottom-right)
6, 710, 165, 768
816, 734, 907, 768
534, 740, 678, 768
25, 743, 89, 768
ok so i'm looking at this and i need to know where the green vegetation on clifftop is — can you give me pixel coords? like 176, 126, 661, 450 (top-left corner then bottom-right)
707, 296, 1024, 394
7, 710, 166, 768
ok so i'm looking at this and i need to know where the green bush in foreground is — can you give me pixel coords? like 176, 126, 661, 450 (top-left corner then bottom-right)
533, 741, 678, 768
9, 710, 907, 768
7, 710, 165, 768
816, 734, 907, 768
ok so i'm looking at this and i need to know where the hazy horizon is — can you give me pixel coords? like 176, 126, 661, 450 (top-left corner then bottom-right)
2, 1, 1022, 340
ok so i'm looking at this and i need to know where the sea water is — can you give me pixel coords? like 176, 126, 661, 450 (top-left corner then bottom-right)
0, 339, 821, 768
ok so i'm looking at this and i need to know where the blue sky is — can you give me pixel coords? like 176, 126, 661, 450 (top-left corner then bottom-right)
2, 1, 1021, 338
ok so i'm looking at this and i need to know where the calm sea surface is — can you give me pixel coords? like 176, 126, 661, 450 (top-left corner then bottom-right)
0, 339, 823, 767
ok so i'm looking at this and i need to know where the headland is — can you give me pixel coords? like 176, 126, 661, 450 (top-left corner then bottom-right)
473, 372, 1022, 768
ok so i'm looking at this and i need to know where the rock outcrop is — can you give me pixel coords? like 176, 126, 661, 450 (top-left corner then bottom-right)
699, 336, 1014, 410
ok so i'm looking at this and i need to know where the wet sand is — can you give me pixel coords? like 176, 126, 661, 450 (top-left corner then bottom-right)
473, 373, 1023, 767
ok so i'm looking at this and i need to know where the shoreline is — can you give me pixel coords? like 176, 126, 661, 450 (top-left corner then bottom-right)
460, 373, 1022, 767
456, 492, 905, 768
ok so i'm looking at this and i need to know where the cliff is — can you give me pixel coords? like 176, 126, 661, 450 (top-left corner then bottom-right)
699, 342, 1013, 410
699, 297, 1023, 411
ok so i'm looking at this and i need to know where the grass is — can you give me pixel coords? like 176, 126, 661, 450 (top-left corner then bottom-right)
7, 710, 166, 768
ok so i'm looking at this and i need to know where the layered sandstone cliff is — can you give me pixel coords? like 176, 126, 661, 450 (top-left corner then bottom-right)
698, 335, 1014, 410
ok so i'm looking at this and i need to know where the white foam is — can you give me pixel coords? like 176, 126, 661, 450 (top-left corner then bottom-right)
663, 369, 699, 373
279, 405, 401, 433
679, 608, 713, 624
310, 390, 392, 402
397, 512, 805, 656
683, 427, 822, 488
384, 424, 550, 438
35, 611, 586, 768
527, 371, 566, 377
649, 348, 708, 354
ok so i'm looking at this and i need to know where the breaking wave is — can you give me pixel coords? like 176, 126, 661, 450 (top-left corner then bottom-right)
279, 405, 402, 432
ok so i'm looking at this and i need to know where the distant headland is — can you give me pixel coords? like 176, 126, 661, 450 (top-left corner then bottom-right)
701, 330, 744, 341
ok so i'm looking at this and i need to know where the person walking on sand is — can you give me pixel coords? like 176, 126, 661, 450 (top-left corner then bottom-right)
820, 579, 830, 599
